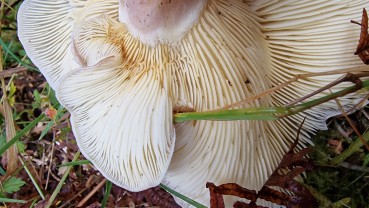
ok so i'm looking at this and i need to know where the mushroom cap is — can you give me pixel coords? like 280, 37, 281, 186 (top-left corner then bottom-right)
252, 0, 368, 132
57, 15, 176, 191
59, 66, 176, 191
17, 0, 119, 89
17, 0, 368, 207
18, 0, 176, 192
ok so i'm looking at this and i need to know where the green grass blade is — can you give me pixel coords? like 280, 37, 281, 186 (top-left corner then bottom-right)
46, 151, 80, 208
362, 154, 369, 167
0, 37, 38, 71
101, 180, 112, 208
0, 166, 5, 175
289, 79, 369, 114
174, 79, 369, 122
160, 184, 207, 208
0, 114, 45, 156
330, 130, 369, 166
38, 121, 53, 141
2, 39, 13, 61
30, 199, 38, 208
174, 107, 286, 123
58, 160, 91, 167
0, 198, 27, 203
19, 156, 45, 200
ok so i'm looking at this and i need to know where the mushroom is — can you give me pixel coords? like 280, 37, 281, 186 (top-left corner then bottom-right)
17, 0, 368, 206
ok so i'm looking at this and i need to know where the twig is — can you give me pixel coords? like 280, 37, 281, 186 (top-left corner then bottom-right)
32, 113, 70, 135
45, 130, 56, 190
174, 79, 369, 122
18, 156, 45, 200
221, 75, 298, 110
76, 178, 107, 207
334, 119, 350, 139
45, 151, 80, 208
0, 103, 4, 118
1, 47, 18, 176
286, 73, 364, 106
59, 176, 101, 208
0, 67, 27, 78
221, 66, 369, 110
4, 0, 22, 16
345, 93, 369, 115
339, 162, 369, 172
360, 108, 369, 120
333, 93, 369, 151
39, 143, 46, 189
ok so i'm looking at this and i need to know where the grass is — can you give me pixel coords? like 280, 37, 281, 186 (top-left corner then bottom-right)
0, 0, 369, 207
305, 119, 369, 207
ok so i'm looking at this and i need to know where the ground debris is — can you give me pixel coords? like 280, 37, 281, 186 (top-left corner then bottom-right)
207, 135, 317, 208
130, 186, 181, 208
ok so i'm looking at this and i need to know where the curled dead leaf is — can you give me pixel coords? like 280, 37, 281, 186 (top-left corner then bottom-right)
353, 8, 369, 64
207, 128, 317, 208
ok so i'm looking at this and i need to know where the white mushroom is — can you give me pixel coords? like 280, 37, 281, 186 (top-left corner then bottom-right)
17, 0, 119, 89
17, 0, 368, 206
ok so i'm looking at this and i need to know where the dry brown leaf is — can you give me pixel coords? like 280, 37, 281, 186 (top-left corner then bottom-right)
353, 8, 369, 64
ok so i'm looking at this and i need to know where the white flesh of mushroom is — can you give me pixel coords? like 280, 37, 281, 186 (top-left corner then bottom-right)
17, 0, 369, 207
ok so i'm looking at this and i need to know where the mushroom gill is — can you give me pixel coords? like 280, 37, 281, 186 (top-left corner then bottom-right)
17, 0, 368, 207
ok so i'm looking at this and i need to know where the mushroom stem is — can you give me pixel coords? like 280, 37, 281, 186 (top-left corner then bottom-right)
119, 0, 206, 45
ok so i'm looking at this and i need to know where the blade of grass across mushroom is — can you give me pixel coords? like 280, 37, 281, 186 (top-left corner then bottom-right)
57, 63, 175, 192
174, 70, 369, 123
